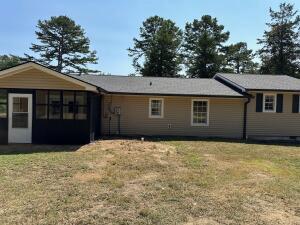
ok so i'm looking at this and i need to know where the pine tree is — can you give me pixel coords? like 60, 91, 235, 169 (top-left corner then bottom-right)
257, 3, 300, 77
128, 16, 183, 77
183, 15, 229, 78
25, 16, 98, 74
222, 42, 258, 74
0, 55, 22, 70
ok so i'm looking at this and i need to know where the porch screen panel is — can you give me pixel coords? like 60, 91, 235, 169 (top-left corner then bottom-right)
63, 91, 75, 119
75, 92, 87, 120
49, 91, 61, 119
0, 90, 7, 118
36, 90, 48, 119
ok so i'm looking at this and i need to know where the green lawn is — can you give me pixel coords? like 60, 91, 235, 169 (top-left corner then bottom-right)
0, 139, 299, 225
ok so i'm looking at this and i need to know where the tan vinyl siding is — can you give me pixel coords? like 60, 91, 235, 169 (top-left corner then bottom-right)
247, 91, 300, 137
101, 95, 244, 138
0, 68, 85, 90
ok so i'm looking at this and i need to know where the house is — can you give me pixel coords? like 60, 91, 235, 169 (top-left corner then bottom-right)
0, 61, 299, 144
215, 73, 300, 140
0, 62, 100, 144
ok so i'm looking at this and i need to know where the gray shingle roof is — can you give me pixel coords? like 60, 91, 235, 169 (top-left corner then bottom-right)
216, 73, 300, 91
69, 75, 243, 97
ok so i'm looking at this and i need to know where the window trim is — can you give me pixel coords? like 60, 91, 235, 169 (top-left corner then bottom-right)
263, 93, 276, 113
149, 98, 164, 118
191, 99, 209, 127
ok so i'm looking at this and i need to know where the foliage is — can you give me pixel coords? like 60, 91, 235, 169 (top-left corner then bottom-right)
25, 16, 98, 74
183, 15, 230, 78
0, 55, 23, 70
128, 16, 183, 77
257, 3, 300, 77
222, 42, 259, 74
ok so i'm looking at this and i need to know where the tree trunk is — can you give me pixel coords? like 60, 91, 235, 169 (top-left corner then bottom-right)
236, 60, 240, 74
57, 35, 64, 72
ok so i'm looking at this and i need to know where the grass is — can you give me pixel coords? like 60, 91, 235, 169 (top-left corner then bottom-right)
0, 139, 299, 225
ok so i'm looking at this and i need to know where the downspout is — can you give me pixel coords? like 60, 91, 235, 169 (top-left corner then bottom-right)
108, 95, 114, 136
214, 75, 250, 139
108, 116, 111, 136
243, 96, 251, 140
117, 114, 121, 135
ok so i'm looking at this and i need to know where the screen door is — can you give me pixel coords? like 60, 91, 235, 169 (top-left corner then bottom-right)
8, 94, 32, 143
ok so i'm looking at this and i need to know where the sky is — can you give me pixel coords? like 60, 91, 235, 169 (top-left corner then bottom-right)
0, 0, 299, 75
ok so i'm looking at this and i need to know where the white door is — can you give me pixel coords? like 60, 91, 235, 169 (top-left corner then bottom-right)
8, 94, 32, 143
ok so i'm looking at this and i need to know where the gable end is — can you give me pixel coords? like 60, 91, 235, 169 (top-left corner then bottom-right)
0, 62, 98, 92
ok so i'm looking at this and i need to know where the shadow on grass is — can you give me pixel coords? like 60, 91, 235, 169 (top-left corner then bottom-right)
101, 135, 300, 148
0, 144, 82, 155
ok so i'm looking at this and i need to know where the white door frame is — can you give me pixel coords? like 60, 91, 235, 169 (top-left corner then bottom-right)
8, 93, 33, 143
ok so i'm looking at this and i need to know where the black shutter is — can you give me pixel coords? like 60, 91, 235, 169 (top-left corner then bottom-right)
276, 94, 283, 113
256, 93, 263, 112
292, 94, 299, 113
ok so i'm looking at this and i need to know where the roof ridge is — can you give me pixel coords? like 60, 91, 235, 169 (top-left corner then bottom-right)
219, 73, 289, 76
77, 74, 217, 80
69, 73, 244, 97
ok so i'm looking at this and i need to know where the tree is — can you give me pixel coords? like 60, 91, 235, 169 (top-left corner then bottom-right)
25, 16, 98, 74
243, 61, 260, 74
128, 16, 183, 77
222, 42, 258, 73
183, 15, 230, 78
257, 3, 300, 76
0, 55, 23, 70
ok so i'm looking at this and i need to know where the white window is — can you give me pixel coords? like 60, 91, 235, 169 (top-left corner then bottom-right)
149, 98, 164, 118
263, 93, 276, 112
191, 99, 209, 126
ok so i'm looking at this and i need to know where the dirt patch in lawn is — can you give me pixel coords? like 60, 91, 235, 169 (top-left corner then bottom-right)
203, 153, 235, 170
184, 217, 220, 225
78, 139, 175, 153
73, 172, 102, 182
260, 208, 300, 225
244, 198, 300, 225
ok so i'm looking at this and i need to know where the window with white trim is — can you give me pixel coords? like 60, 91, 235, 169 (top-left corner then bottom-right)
149, 98, 164, 118
191, 100, 209, 126
263, 94, 276, 112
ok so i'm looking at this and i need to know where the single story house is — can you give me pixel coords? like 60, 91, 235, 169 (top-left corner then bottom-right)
0, 62, 299, 144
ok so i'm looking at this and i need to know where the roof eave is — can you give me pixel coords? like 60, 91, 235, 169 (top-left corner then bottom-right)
246, 88, 300, 92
